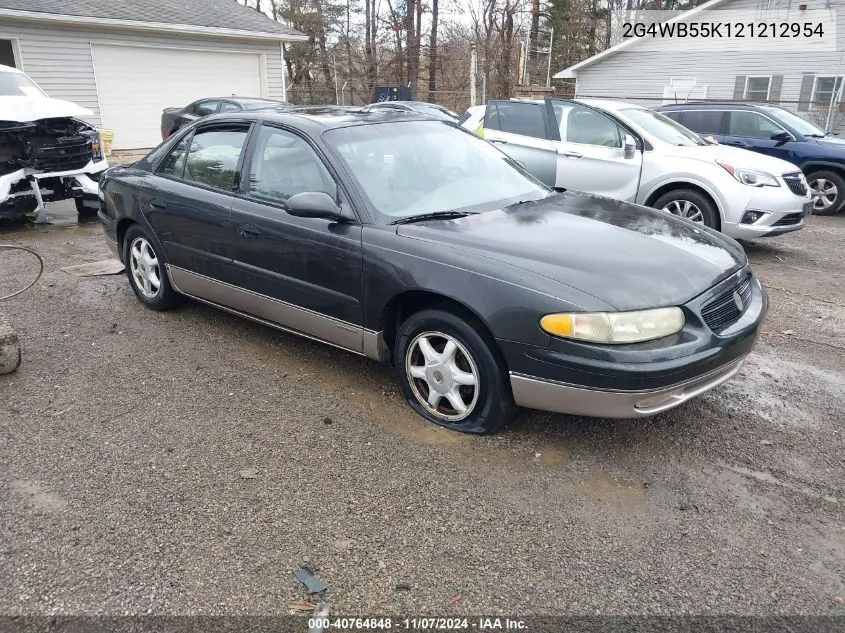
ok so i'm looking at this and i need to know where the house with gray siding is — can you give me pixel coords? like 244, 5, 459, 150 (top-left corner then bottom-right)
0, 0, 305, 149
555, 0, 845, 129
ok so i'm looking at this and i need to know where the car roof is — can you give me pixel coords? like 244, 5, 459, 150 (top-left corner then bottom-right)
657, 103, 765, 110
200, 106, 439, 131
0, 64, 23, 74
576, 98, 644, 111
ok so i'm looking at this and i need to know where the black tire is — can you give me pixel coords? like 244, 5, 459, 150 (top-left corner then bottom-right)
122, 224, 183, 310
652, 188, 720, 231
394, 308, 516, 435
75, 198, 98, 218
805, 169, 845, 216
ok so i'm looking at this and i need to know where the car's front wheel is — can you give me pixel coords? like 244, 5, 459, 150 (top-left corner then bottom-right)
653, 188, 720, 230
122, 224, 182, 310
806, 170, 845, 215
394, 308, 516, 434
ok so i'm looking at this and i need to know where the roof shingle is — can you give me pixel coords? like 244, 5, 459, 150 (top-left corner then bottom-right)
0, 0, 304, 38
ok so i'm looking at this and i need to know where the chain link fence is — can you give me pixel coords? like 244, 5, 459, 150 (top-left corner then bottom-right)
286, 86, 473, 114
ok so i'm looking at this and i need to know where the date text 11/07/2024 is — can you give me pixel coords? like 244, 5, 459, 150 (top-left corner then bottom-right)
306, 617, 528, 630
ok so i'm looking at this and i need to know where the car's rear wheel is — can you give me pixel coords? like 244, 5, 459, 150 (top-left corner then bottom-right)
653, 188, 720, 230
394, 308, 516, 434
122, 224, 182, 310
806, 170, 845, 215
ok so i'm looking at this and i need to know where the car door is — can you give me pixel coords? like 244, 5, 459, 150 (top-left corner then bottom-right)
482, 101, 558, 187
722, 110, 798, 163
228, 123, 365, 352
142, 122, 251, 281
545, 99, 643, 201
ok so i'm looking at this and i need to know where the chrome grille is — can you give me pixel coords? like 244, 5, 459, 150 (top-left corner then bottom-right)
700, 275, 753, 333
782, 172, 808, 196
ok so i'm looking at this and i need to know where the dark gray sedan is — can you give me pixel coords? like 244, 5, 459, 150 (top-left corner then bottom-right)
99, 107, 766, 434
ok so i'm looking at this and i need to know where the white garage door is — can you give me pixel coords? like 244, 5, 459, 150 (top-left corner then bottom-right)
92, 44, 263, 149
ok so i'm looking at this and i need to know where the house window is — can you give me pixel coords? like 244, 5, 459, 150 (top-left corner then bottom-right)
812, 76, 843, 105
744, 77, 771, 101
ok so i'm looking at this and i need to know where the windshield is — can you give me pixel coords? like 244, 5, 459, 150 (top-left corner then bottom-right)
621, 107, 706, 146
761, 106, 826, 137
0, 71, 45, 98
324, 121, 550, 222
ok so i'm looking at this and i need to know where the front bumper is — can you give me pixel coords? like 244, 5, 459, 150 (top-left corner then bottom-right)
510, 355, 745, 418
722, 184, 811, 239
0, 159, 108, 210
501, 269, 767, 418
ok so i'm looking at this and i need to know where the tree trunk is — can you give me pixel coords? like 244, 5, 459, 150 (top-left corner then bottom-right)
530, 0, 540, 52
413, 0, 422, 97
405, 0, 416, 90
428, 0, 439, 99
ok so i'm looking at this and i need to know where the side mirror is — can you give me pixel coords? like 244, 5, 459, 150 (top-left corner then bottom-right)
285, 191, 345, 221
623, 134, 637, 159
771, 131, 794, 142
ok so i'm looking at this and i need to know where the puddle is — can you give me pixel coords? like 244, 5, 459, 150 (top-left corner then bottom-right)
577, 472, 647, 505
535, 447, 570, 467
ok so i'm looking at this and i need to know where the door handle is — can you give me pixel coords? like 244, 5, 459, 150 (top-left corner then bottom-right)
149, 199, 167, 211
562, 151, 583, 158
238, 224, 261, 239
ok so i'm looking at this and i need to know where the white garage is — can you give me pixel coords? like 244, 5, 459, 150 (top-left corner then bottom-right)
92, 44, 264, 149
0, 0, 307, 150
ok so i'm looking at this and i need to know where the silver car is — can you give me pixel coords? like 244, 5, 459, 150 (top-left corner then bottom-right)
461, 98, 812, 239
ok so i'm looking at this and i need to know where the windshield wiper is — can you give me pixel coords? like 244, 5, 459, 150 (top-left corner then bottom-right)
389, 211, 478, 225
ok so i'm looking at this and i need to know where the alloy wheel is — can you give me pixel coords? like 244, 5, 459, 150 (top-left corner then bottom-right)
405, 331, 480, 422
808, 177, 838, 211
129, 236, 161, 299
662, 199, 704, 223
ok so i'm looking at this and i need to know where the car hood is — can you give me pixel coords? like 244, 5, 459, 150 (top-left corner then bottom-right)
0, 95, 93, 123
811, 136, 845, 149
396, 192, 747, 311
668, 143, 801, 174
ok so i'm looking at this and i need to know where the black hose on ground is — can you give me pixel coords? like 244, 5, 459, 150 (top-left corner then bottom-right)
0, 245, 44, 300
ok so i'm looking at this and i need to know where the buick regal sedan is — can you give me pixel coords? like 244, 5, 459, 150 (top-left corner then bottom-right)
98, 108, 767, 434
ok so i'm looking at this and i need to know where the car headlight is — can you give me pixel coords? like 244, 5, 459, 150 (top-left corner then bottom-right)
716, 161, 780, 187
540, 307, 685, 344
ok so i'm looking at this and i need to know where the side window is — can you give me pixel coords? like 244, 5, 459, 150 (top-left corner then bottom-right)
246, 125, 337, 204
157, 134, 191, 178
493, 102, 547, 139
728, 111, 784, 139
677, 110, 725, 134
193, 100, 220, 116
219, 101, 241, 113
484, 104, 502, 131
554, 102, 622, 148
183, 126, 249, 190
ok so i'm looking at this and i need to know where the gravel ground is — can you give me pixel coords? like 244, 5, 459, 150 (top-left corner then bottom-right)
0, 202, 843, 618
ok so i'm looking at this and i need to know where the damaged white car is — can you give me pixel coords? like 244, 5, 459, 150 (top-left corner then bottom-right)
0, 64, 108, 222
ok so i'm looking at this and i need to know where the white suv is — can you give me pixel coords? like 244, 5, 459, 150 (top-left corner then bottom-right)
461, 98, 811, 239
